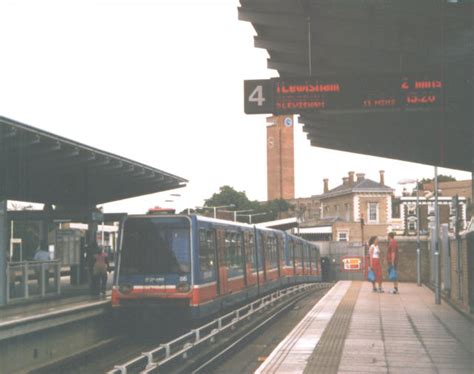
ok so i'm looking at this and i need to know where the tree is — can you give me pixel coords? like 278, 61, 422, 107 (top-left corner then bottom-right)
201, 186, 295, 223
418, 175, 456, 189
204, 185, 256, 210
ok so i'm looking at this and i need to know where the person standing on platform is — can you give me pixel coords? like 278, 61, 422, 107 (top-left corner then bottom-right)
369, 236, 384, 293
387, 232, 399, 294
92, 245, 110, 296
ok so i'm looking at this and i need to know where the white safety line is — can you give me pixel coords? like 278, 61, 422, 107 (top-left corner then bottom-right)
255, 281, 351, 374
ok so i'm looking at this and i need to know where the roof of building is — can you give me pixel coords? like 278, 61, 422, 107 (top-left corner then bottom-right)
0, 116, 188, 205
322, 178, 393, 199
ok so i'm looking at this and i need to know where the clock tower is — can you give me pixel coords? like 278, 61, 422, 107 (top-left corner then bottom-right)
266, 115, 295, 201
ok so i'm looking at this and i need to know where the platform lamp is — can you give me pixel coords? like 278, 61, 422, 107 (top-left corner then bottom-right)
197, 204, 236, 219
398, 178, 421, 286
236, 212, 267, 224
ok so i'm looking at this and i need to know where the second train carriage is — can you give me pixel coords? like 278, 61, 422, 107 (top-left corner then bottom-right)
112, 214, 321, 319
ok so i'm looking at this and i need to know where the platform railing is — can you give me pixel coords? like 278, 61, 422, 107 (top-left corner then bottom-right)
6, 260, 61, 303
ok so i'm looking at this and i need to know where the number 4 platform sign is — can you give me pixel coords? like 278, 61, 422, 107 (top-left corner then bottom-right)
244, 79, 274, 114
244, 74, 444, 115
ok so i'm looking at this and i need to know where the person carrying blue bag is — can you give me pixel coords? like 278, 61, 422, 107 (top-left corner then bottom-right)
386, 232, 399, 294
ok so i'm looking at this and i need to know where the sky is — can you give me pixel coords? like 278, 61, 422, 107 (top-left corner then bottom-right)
0, 0, 470, 214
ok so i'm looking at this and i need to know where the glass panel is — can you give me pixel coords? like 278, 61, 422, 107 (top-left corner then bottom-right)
120, 217, 190, 275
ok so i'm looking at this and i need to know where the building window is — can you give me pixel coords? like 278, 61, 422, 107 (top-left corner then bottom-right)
407, 203, 416, 215
344, 203, 350, 221
427, 202, 435, 215
337, 231, 349, 242
408, 221, 417, 231
368, 202, 379, 223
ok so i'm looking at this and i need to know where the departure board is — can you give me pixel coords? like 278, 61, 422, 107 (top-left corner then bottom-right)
244, 74, 443, 115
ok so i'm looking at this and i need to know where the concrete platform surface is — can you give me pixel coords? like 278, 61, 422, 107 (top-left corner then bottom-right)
257, 281, 474, 374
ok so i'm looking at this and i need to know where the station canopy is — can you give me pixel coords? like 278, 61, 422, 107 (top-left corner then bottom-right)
239, 0, 473, 172
0, 116, 188, 206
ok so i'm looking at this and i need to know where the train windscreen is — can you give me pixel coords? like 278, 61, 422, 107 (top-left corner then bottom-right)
120, 217, 191, 275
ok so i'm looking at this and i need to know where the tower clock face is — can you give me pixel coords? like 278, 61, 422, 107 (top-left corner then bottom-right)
284, 117, 293, 127
268, 137, 274, 148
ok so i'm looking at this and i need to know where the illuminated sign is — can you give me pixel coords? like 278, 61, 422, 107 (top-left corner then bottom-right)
341, 256, 363, 272
244, 73, 443, 114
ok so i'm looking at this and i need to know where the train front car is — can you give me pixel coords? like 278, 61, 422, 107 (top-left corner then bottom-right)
112, 215, 192, 310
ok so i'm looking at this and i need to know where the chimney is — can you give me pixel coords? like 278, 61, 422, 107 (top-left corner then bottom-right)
342, 177, 349, 186
323, 178, 329, 193
379, 170, 385, 185
348, 171, 355, 186
356, 173, 365, 182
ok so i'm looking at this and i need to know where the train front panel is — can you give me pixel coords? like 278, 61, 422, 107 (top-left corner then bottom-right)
112, 215, 193, 308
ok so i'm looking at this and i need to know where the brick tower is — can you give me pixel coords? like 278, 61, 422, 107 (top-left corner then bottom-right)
266, 115, 295, 201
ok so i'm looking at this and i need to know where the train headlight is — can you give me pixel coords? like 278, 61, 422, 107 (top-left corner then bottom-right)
119, 284, 133, 294
176, 282, 190, 293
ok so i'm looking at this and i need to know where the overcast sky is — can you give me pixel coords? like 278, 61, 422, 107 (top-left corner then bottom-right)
1, 0, 470, 214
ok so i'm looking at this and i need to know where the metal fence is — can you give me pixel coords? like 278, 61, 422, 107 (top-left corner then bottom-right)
6, 260, 61, 303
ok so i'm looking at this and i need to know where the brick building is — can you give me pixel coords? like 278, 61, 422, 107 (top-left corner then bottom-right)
300, 171, 394, 244
398, 195, 467, 236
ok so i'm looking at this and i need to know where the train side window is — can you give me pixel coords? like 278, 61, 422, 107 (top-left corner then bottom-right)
268, 236, 278, 269
199, 229, 216, 278
225, 231, 244, 275
288, 239, 295, 267
247, 232, 255, 271
224, 232, 231, 267
296, 242, 303, 269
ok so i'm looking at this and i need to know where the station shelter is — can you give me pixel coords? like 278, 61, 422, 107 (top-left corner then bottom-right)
0, 116, 187, 306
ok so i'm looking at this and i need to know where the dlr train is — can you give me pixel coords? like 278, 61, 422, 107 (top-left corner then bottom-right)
112, 214, 321, 319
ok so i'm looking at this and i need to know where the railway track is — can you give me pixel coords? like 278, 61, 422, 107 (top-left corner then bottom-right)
108, 283, 332, 374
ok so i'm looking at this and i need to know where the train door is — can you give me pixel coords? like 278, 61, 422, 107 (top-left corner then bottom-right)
276, 234, 282, 278
216, 229, 228, 295
258, 232, 267, 282
241, 231, 248, 287
307, 244, 313, 275
245, 231, 256, 286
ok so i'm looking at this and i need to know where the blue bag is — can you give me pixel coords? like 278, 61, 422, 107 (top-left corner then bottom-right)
368, 269, 375, 282
388, 266, 398, 281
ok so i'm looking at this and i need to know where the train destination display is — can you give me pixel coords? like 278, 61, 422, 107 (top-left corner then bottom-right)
244, 74, 443, 115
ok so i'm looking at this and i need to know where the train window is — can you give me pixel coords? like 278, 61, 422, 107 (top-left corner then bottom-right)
287, 239, 295, 267
267, 236, 278, 269
257, 232, 264, 272
120, 217, 190, 276
295, 242, 303, 270
199, 229, 216, 278
247, 232, 255, 271
225, 232, 244, 276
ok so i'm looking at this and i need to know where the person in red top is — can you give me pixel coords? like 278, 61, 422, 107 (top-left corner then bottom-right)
387, 232, 399, 294
92, 245, 110, 296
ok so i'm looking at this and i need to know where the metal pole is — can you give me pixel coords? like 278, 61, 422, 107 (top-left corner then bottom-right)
416, 182, 421, 286
0, 200, 7, 305
434, 166, 441, 304
307, 17, 312, 76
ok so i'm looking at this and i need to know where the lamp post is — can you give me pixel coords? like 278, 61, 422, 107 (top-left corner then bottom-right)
236, 212, 266, 224
434, 166, 441, 304
399, 178, 421, 286
424, 171, 442, 305
220, 209, 254, 222
198, 204, 236, 219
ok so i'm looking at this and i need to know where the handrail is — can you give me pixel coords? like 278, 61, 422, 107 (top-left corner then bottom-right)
6, 260, 61, 303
